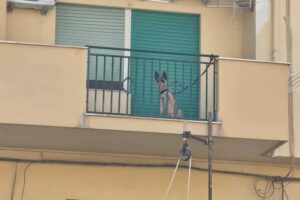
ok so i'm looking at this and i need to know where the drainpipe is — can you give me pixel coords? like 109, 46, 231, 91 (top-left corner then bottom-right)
272, 0, 279, 61
286, 0, 295, 176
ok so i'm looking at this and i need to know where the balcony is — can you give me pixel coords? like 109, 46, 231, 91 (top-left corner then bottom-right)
0, 41, 290, 164
86, 46, 218, 121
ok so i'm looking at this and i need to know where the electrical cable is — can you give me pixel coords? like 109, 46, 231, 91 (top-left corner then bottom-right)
286, 0, 296, 179
21, 163, 32, 200
254, 178, 274, 199
10, 162, 17, 200
253, 176, 292, 200
168, 56, 215, 96
0, 158, 297, 200
284, 188, 289, 200
0, 157, 299, 182
281, 181, 284, 200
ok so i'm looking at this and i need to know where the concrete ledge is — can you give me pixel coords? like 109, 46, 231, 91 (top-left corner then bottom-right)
0, 40, 87, 49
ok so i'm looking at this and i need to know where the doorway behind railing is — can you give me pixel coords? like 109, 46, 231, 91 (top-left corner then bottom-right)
86, 46, 218, 121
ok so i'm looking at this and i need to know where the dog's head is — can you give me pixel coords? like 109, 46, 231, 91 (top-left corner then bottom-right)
155, 71, 168, 92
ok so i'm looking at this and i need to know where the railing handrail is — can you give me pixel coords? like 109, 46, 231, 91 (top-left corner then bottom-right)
89, 53, 215, 65
86, 45, 219, 59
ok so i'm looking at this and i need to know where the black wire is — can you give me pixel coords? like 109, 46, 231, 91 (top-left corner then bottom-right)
21, 163, 32, 200
254, 178, 274, 199
10, 162, 17, 200
0, 157, 295, 200
253, 177, 291, 200
174, 58, 215, 95
281, 181, 284, 200
273, 181, 283, 189
284, 188, 289, 200
0, 157, 299, 183
281, 180, 290, 200
174, 78, 200, 95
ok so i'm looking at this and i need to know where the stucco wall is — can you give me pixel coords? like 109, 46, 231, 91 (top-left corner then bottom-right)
0, 42, 87, 127
6, 8, 56, 44
242, 9, 256, 59
0, 0, 6, 40
291, 0, 300, 160
0, 42, 290, 141
254, 0, 287, 62
218, 58, 289, 141
276, 0, 300, 158
255, 0, 272, 61
0, 159, 299, 200
5, 0, 245, 58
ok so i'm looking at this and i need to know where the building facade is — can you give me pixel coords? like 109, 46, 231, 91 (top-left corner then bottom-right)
0, 0, 299, 199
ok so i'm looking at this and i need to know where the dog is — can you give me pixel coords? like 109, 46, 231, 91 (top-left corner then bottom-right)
154, 71, 182, 118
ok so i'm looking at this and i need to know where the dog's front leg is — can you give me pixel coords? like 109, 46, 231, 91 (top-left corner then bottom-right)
159, 98, 164, 116
168, 98, 175, 118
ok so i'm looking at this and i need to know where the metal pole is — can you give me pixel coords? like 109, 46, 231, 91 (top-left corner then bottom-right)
182, 113, 214, 200
208, 112, 213, 200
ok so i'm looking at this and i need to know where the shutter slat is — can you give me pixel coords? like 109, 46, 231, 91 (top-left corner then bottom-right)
55, 3, 125, 48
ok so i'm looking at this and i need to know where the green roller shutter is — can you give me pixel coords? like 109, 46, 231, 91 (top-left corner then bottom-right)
131, 10, 200, 120
55, 3, 125, 81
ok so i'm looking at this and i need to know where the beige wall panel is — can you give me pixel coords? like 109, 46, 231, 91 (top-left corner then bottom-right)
6, 0, 245, 58
292, 92, 300, 157
255, 0, 272, 61
218, 59, 289, 141
242, 10, 255, 59
0, 161, 299, 200
200, 7, 243, 58
277, 0, 287, 62
291, 0, 300, 158
254, 0, 287, 63
0, 0, 6, 40
6, 8, 56, 44
0, 162, 16, 200
0, 42, 87, 127
275, 0, 300, 158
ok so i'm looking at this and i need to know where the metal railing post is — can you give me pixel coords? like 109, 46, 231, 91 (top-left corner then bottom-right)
94, 56, 98, 112
86, 47, 90, 112
102, 56, 106, 112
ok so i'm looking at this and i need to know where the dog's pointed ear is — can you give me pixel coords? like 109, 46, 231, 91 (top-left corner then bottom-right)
155, 71, 159, 82
162, 71, 167, 80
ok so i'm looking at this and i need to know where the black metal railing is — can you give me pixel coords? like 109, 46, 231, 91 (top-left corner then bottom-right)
86, 46, 218, 121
